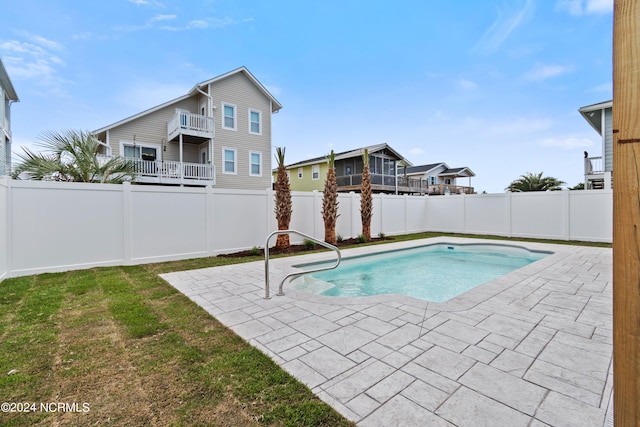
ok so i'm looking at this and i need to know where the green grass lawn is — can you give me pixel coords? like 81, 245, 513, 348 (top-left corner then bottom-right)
0, 232, 610, 426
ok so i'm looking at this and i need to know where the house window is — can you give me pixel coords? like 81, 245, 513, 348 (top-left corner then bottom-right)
345, 165, 352, 175
297, 168, 303, 179
249, 109, 261, 135
121, 141, 158, 161
312, 164, 320, 180
222, 103, 236, 130
429, 176, 436, 185
223, 148, 236, 174
250, 151, 262, 176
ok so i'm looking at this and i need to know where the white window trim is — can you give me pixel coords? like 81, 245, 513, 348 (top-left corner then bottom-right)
221, 102, 237, 131
248, 108, 262, 135
249, 151, 262, 177
297, 167, 303, 179
119, 140, 161, 160
222, 147, 237, 175
312, 164, 320, 180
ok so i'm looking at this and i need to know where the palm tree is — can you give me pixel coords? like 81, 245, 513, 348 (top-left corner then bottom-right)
322, 150, 339, 245
12, 129, 136, 183
274, 147, 292, 249
360, 148, 373, 241
506, 172, 565, 192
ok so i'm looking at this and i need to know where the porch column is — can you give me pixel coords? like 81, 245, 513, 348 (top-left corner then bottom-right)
179, 133, 184, 185
612, 0, 640, 424
208, 138, 213, 182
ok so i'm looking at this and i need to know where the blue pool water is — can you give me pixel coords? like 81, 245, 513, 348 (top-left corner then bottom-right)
293, 243, 550, 302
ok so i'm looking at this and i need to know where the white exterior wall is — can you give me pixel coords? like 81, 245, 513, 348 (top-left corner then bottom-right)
0, 178, 613, 281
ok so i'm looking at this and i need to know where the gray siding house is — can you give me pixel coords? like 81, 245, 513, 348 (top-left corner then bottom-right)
0, 58, 19, 176
398, 163, 475, 195
94, 67, 282, 189
579, 100, 612, 190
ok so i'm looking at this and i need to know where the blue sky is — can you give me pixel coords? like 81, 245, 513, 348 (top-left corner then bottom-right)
1, 0, 612, 193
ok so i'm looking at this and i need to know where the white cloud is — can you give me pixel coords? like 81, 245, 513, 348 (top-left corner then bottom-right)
409, 148, 425, 155
0, 34, 68, 95
474, 0, 535, 54
128, 0, 165, 7
542, 136, 594, 149
556, 0, 612, 15
458, 79, 478, 90
524, 63, 571, 81
150, 14, 177, 22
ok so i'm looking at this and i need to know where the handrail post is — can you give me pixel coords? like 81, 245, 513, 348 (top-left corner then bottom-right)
264, 229, 341, 299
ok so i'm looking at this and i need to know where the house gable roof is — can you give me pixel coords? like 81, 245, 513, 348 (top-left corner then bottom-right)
94, 66, 281, 134
400, 163, 447, 175
0, 58, 19, 102
441, 167, 476, 177
399, 163, 476, 178
578, 99, 612, 135
283, 143, 413, 169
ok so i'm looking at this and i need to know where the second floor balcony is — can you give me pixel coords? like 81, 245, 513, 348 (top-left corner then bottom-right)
167, 111, 214, 143
336, 174, 473, 195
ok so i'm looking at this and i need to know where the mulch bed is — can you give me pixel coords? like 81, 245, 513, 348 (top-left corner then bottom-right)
218, 237, 391, 258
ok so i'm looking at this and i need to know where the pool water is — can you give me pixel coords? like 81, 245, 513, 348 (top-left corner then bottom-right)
293, 243, 550, 302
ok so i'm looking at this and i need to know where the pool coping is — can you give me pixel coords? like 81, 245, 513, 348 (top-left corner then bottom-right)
161, 237, 613, 426
277, 237, 566, 312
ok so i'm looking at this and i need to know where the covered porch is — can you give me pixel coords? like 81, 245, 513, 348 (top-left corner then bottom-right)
98, 155, 215, 186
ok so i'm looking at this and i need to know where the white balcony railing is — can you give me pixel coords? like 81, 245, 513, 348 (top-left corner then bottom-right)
585, 156, 604, 175
97, 155, 214, 185
167, 111, 214, 141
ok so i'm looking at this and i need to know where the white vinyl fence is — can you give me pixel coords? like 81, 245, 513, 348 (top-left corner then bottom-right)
0, 177, 612, 280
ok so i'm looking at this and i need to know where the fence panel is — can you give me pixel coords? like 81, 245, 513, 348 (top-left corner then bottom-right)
463, 194, 510, 236
9, 180, 126, 276
130, 185, 208, 262
0, 180, 613, 280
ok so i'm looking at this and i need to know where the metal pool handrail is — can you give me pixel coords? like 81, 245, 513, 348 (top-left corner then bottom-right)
264, 230, 341, 299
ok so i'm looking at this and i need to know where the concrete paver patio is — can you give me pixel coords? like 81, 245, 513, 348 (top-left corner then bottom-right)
161, 237, 613, 426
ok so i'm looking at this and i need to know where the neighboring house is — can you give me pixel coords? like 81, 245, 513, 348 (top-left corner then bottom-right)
398, 163, 476, 195
94, 66, 282, 189
0, 58, 19, 176
278, 143, 417, 194
579, 100, 612, 190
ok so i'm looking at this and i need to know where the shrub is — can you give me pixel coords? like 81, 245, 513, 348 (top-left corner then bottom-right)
303, 239, 316, 250
249, 246, 261, 256
357, 234, 367, 244
336, 234, 343, 243
378, 232, 386, 239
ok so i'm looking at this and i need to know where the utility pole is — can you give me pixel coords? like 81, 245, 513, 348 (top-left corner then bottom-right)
612, 0, 640, 425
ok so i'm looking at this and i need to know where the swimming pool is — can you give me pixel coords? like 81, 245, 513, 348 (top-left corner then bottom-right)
292, 243, 551, 302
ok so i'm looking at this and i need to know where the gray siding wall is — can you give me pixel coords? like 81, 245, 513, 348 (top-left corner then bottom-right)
604, 107, 613, 172
209, 72, 272, 190
107, 97, 198, 160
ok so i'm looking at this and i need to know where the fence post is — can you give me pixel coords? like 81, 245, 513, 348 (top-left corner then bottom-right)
206, 185, 215, 256
1, 177, 12, 280
506, 192, 513, 237
122, 182, 133, 265
612, 1, 640, 422
563, 190, 571, 240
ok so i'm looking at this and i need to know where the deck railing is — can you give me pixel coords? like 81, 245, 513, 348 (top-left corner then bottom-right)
97, 155, 214, 184
336, 174, 473, 194
167, 111, 214, 141
585, 156, 604, 175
